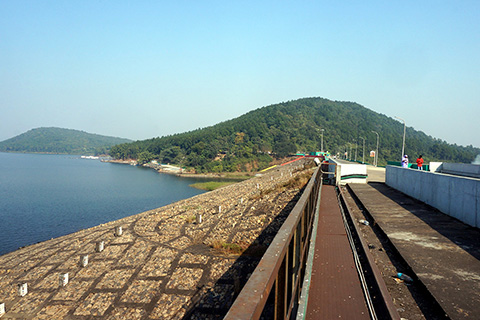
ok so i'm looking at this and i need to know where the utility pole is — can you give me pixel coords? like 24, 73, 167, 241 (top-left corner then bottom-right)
371, 131, 379, 167
359, 137, 365, 164
354, 140, 357, 162
321, 129, 325, 152
395, 116, 406, 160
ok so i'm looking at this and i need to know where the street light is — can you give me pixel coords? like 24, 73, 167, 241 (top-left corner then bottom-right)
359, 137, 365, 164
354, 140, 357, 162
395, 116, 406, 161
321, 129, 325, 152
316, 128, 325, 153
371, 131, 379, 167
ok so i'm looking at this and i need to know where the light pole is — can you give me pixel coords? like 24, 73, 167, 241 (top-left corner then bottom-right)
321, 129, 325, 152
371, 131, 379, 167
359, 137, 365, 164
354, 140, 357, 162
395, 116, 406, 161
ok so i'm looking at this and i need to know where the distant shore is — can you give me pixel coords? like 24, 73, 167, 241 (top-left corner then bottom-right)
104, 159, 255, 181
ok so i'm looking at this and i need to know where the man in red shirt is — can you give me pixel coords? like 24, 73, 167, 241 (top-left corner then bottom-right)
416, 155, 424, 170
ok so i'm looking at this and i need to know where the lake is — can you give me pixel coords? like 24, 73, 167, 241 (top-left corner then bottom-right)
0, 153, 207, 256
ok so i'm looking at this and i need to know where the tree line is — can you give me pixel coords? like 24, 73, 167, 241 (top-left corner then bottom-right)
109, 97, 480, 172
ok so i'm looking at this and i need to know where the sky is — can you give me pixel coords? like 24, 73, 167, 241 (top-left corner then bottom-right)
1, 1, 479, 148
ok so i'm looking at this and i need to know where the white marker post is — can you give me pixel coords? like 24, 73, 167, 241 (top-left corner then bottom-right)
80, 255, 89, 267
18, 283, 27, 296
115, 226, 123, 237
96, 241, 105, 252
59, 273, 69, 287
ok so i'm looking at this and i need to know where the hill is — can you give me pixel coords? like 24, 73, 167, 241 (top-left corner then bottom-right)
0, 127, 132, 155
109, 97, 480, 172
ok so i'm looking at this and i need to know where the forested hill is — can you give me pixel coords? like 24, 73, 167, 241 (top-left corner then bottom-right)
109, 97, 480, 172
0, 127, 132, 155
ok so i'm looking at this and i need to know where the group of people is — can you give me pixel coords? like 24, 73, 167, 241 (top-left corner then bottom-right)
401, 154, 424, 169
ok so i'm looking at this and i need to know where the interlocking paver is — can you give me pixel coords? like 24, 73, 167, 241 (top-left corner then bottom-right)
0, 160, 312, 319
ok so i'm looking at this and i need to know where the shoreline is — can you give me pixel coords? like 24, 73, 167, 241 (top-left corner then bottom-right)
105, 159, 256, 180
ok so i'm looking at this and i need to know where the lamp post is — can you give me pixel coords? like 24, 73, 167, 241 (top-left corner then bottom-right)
354, 140, 357, 162
321, 129, 325, 152
359, 137, 365, 164
371, 131, 379, 167
395, 116, 406, 160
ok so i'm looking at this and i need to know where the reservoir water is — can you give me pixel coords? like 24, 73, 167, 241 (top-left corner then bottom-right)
0, 152, 207, 256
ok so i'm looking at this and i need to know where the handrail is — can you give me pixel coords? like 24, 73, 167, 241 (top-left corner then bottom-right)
224, 166, 323, 320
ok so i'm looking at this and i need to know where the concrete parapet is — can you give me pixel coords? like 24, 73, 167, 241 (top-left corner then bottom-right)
436, 162, 480, 179
386, 165, 480, 228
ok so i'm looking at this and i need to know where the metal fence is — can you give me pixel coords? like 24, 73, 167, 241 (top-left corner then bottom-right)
224, 166, 323, 320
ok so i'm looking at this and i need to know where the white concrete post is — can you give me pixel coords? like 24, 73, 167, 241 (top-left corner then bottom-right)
80, 255, 88, 267
59, 273, 69, 286
18, 283, 27, 296
115, 226, 123, 237
96, 241, 105, 252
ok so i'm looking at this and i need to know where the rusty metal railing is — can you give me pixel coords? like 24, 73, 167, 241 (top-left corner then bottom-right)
224, 166, 323, 320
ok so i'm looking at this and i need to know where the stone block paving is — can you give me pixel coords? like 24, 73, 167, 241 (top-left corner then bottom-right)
0, 160, 312, 319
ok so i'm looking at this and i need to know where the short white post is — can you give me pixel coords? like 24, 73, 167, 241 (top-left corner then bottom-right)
115, 226, 123, 237
59, 273, 69, 287
96, 241, 104, 252
218, 205, 222, 214
18, 283, 27, 296
0, 302, 5, 316
196, 213, 202, 224
80, 255, 89, 267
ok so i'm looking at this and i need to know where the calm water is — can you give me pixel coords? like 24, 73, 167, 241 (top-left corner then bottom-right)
0, 153, 207, 256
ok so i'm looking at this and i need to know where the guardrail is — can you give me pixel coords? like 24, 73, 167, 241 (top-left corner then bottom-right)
224, 166, 323, 320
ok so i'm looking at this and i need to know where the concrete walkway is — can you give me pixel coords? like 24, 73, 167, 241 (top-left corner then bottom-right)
349, 182, 480, 320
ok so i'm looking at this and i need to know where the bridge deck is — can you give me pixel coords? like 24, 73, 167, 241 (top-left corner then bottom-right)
305, 185, 370, 319
349, 182, 480, 320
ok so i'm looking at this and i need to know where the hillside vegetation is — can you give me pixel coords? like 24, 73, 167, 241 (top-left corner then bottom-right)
109, 97, 479, 172
0, 127, 132, 155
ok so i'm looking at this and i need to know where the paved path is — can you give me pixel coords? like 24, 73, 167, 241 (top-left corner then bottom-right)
366, 166, 385, 183
306, 185, 370, 319
349, 182, 480, 319
0, 161, 312, 319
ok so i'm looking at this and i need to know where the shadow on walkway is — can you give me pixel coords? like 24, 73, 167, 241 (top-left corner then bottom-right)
368, 182, 480, 262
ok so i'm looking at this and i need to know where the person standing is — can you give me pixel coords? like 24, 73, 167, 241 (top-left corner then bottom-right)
416, 155, 424, 170
401, 155, 409, 168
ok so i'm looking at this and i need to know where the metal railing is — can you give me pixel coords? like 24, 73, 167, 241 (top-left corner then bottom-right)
224, 166, 323, 320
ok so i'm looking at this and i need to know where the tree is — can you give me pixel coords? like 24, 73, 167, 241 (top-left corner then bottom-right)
137, 151, 156, 165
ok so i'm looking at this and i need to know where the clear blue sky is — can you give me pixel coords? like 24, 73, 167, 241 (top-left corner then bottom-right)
1, 1, 479, 148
